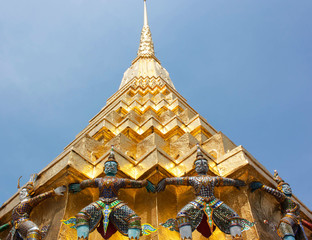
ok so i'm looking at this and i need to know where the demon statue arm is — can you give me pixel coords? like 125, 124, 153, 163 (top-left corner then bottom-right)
214, 176, 246, 188
121, 179, 155, 193
29, 186, 66, 208
69, 178, 98, 193
28, 189, 56, 207
156, 177, 189, 192
250, 181, 286, 202
69, 178, 155, 193
0, 222, 12, 233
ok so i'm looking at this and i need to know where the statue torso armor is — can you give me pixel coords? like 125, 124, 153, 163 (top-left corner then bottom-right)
96, 177, 122, 199
12, 201, 33, 224
80, 176, 147, 202
188, 176, 219, 198
281, 197, 300, 217
166, 175, 238, 200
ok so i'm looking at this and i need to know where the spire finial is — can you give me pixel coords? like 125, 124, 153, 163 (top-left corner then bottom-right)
144, 0, 148, 26
137, 0, 155, 57
119, 0, 176, 90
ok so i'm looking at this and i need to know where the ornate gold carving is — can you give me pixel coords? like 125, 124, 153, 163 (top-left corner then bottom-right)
77, 237, 88, 240
133, 77, 165, 89
137, 25, 155, 57
232, 234, 243, 240
26, 232, 40, 240
129, 237, 139, 240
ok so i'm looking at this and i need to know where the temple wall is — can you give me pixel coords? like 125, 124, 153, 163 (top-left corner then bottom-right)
1, 168, 311, 239
1, 83, 311, 240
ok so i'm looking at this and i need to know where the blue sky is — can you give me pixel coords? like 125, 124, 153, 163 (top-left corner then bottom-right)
0, 0, 311, 211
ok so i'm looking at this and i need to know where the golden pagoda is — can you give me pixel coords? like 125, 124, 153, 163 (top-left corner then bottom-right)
0, 1, 311, 240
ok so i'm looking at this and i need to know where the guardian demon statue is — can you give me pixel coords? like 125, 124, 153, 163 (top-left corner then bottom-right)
66, 146, 156, 240
1, 174, 66, 240
157, 144, 254, 240
250, 170, 308, 240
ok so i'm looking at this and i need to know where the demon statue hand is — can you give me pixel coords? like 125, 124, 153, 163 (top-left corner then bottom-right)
250, 170, 308, 240
67, 146, 156, 240
4, 174, 66, 240
157, 144, 254, 240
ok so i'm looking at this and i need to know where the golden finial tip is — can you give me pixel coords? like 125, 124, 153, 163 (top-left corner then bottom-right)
143, 0, 148, 26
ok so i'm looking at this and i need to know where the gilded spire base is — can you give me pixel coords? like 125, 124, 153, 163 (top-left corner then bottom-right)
137, 25, 155, 58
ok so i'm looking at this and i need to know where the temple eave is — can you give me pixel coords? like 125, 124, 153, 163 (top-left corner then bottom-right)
132, 55, 161, 65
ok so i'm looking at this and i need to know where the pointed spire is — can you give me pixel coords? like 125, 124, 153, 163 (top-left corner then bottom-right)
137, 0, 155, 58
119, 0, 175, 89
144, 0, 148, 26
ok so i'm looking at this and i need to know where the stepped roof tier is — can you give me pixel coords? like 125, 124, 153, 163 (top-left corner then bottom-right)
0, 1, 311, 240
